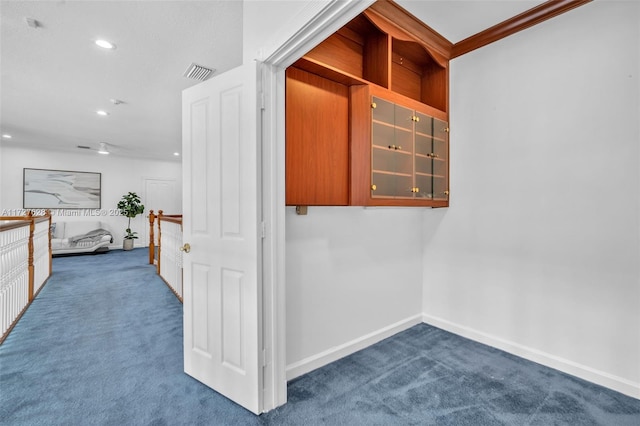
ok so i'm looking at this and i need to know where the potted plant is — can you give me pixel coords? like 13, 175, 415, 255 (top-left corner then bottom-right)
117, 192, 145, 251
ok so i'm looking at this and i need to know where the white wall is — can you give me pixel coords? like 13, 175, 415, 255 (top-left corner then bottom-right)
0, 145, 181, 249
422, 1, 640, 398
246, 0, 640, 397
286, 206, 423, 378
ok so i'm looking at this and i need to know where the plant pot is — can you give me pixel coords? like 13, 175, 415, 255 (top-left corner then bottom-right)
123, 238, 135, 251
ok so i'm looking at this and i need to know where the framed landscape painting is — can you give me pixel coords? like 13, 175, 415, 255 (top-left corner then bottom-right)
23, 168, 101, 209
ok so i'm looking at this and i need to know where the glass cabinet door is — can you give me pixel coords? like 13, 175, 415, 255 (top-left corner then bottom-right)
414, 111, 434, 199
371, 97, 414, 198
432, 117, 449, 200
413, 113, 449, 200
371, 96, 448, 202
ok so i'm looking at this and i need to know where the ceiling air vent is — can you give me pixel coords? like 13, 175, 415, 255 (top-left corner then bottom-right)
183, 63, 215, 81
77, 145, 91, 150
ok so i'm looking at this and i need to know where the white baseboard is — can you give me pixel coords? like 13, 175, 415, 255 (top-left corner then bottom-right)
286, 314, 423, 381
422, 313, 640, 400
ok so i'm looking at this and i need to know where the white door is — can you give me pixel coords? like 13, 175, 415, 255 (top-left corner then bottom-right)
182, 61, 262, 414
143, 178, 180, 246
144, 178, 180, 215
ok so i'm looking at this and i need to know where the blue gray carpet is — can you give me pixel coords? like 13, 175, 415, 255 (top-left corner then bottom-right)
1, 248, 639, 425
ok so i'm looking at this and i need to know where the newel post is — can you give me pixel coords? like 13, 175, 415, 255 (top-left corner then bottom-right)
148, 210, 156, 265
157, 210, 163, 275
46, 209, 52, 275
27, 211, 35, 301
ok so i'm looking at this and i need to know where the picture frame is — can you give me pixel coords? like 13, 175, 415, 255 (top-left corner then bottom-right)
23, 168, 101, 209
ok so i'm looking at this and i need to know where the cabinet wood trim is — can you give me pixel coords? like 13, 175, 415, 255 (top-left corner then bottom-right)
451, 0, 593, 58
292, 57, 368, 87
369, 85, 447, 121
349, 85, 372, 206
367, 0, 452, 61
286, 68, 350, 206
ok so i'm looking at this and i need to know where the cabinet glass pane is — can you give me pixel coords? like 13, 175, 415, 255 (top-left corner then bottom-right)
394, 128, 412, 154
372, 146, 396, 172
414, 134, 432, 157
415, 174, 434, 199
393, 104, 413, 180
433, 177, 447, 200
433, 117, 448, 142
395, 151, 412, 175
395, 175, 414, 198
372, 172, 396, 197
372, 172, 413, 198
372, 122, 394, 149
433, 158, 446, 179
394, 104, 413, 131
414, 154, 433, 176
415, 111, 432, 136
433, 121, 448, 162
372, 97, 394, 123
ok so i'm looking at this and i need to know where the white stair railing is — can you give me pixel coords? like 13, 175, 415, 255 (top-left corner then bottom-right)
159, 219, 183, 300
0, 211, 52, 343
149, 210, 183, 302
0, 222, 30, 339
32, 218, 51, 295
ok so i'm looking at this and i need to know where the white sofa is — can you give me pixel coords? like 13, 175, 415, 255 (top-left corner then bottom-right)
51, 221, 113, 255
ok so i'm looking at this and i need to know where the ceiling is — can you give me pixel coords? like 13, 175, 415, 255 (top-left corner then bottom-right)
1, 0, 543, 162
0, 0, 243, 161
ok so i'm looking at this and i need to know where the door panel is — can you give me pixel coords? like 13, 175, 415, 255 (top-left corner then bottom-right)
182, 61, 262, 414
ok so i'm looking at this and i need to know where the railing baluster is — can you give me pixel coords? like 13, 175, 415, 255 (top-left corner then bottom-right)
155, 211, 183, 302
0, 211, 52, 343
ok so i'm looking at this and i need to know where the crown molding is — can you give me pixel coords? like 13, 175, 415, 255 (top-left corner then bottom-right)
451, 0, 593, 59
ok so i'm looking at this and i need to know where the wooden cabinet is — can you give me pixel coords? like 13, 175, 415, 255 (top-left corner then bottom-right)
286, 0, 450, 208
349, 85, 449, 207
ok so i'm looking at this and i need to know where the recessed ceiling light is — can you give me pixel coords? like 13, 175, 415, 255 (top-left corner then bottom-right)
95, 39, 116, 50
97, 143, 110, 155
96, 110, 109, 116
2, 134, 12, 139
173, 152, 180, 156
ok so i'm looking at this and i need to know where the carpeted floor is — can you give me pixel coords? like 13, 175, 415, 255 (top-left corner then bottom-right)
1, 248, 639, 425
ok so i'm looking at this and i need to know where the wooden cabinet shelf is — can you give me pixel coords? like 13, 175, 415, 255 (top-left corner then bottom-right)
286, 0, 450, 208
415, 131, 447, 141
391, 38, 447, 110
304, 13, 389, 88
372, 145, 412, 154
373, 170, 412, 177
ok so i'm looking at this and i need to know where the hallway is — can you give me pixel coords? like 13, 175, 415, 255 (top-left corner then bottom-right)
0, 249, 261, 425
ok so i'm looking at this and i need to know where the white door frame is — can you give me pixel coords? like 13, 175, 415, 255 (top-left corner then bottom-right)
259, 0, 375, 411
